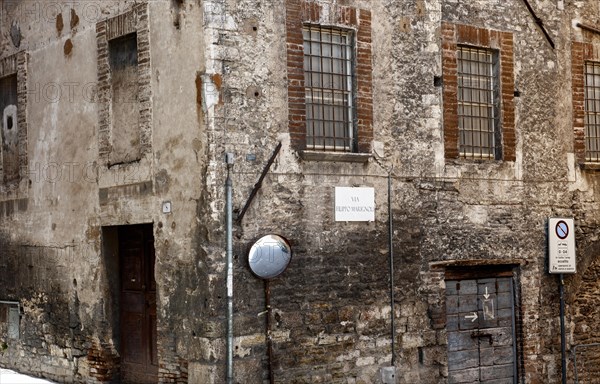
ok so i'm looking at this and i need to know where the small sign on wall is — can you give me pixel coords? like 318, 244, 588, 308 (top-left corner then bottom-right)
335, 187, 375, 222
548, 218, 576, 274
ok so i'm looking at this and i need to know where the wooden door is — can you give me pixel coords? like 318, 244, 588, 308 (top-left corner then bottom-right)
446, 276, 518, 383
119, 224, 157, 383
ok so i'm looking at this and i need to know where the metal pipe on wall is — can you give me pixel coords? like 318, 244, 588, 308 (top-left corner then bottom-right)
388, 173, 396, 367
265, 280, 274, 384
577, 22, 600, 35
0, 300, 20, 306
225, 153, 234, 384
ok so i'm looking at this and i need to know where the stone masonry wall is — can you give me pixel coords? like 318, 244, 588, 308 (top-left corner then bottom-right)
196, 0, 600, 383
0, 0, 600, 383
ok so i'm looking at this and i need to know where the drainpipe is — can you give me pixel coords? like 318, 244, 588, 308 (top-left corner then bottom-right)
379, 172, 397, 384
225, 153, 234, 384
388, 173, 396, 367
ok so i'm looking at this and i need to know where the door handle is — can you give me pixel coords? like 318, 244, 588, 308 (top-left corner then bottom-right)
471, 331, 493, 345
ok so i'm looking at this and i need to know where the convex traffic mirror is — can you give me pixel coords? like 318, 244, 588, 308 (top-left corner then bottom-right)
248, 234, 292, 279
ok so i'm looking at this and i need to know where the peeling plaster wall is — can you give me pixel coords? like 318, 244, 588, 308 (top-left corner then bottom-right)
0, 0, 207, 382
0, 0, 599, 383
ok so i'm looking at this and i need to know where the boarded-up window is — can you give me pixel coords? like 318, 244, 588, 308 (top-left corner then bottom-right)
0, 74, 19, 182
109, 33, 140, 164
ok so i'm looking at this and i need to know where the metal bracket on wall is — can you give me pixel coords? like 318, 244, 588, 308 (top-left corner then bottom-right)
577, 23, 600, 36
520, 0, 555, 49
236, 142, 282, 224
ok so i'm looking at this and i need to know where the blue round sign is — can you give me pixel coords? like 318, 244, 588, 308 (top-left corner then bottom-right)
556, 220, 569, 240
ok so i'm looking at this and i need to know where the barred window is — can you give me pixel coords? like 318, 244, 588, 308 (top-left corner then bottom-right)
457, 46, 500, 159
303, 25, 354, 152
585, 62, 600, 162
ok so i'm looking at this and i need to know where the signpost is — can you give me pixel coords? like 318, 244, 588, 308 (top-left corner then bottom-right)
548, 218, 576, 274
548, 217, 576, 384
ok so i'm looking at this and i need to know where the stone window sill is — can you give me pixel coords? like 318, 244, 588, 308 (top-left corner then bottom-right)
580, 162, 600, 171
298, 150, 371, 163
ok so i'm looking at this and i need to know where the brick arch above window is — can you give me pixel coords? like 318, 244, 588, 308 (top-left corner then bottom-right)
442, 23, 516, 162
285, 0, 373, 154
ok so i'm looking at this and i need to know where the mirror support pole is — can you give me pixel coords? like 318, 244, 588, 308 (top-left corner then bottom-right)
388, 172, 396, 367
225, 153, 234, 384
265, 280, 274, 384
559, 274, 567, 384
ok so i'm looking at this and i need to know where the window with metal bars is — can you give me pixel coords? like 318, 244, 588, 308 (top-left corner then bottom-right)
457, 46, 501, 159
585, 62, 600, 162
303, 25, 355, 152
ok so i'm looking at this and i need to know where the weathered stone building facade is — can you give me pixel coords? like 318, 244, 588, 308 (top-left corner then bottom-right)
0, 0, 599, 383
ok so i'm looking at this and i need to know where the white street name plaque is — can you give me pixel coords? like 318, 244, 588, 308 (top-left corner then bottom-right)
335, 187, 375, 222
548, 218, 576, 274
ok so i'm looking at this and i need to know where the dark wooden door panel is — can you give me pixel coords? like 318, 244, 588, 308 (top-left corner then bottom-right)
123, 253, 143, 291
446, 276, 517, 384
122, 313, 143, 364
122, 292, 144, 313
119, 224, 157, 383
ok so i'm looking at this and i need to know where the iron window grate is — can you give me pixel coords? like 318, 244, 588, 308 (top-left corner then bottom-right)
303, 25, 354, 152
585, 62, 600, 162
457, 46, 500, 159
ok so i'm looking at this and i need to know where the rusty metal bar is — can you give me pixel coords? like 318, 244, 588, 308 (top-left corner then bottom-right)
236, 142, 282, 223
577, 22, 600, 35
265, 280, 274, 384
520, 0, 555, 49
573, 343, 600, 384
0, 300, 19, 306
